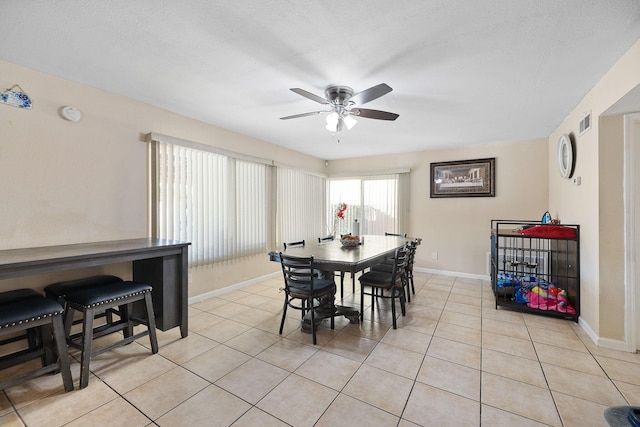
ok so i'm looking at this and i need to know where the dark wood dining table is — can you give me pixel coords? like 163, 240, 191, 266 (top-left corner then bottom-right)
269, 234, 409, 329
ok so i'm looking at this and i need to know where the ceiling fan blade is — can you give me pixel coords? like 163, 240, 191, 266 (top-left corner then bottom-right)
350, 83, 392, 105
290, 88, 329, 105
280, 111, 324, 120
351, 108, 399, 121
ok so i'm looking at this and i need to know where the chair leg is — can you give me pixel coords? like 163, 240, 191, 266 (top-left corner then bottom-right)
309, 297, 317, 345
279, 297, 288, 335
52, 315, 73, 392
143, 293, 159, 354
410, 273, 415, 295
340, 272, 345, 299
404, 275, 411, 303
79, 307, 95, 389
391, 290, 397, 329
360, 285, 365, 321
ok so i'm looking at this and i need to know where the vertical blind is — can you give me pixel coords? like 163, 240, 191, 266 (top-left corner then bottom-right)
275, 168, 326, 247
154, 141, 267, 267
328, 174, 405, 236
150, 134, 405, 267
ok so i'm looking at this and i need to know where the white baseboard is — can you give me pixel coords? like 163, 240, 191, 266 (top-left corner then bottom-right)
597, 336, 633, 352
578, 317, 599, 347
188, 271, 280, 305
189, 267, 489, 304
414, 266, 489, 282
581, 316, 634, 352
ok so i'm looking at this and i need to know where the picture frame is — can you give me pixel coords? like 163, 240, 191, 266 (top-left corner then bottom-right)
430, 157, 495, 198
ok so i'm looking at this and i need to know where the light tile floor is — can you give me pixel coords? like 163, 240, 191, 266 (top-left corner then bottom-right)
2, 272, 640, 426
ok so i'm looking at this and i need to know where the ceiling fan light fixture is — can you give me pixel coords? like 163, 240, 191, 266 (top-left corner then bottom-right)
283, 83, 397, 133
343, 114, 357, 130
325, 112, 356, 132
325, 112, 339, 132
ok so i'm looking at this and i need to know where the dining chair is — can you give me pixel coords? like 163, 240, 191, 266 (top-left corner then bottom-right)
359, 245, 408, 329
337, 233, 363, 299
278, 253, 336, 344
283, 240, 305, 250
318, 235, 347, 298
284, 239, 324, 279
318, 234, 355, 300
385, 232, 407, 237
372, 239, 418, 301
405, 239, 418, 295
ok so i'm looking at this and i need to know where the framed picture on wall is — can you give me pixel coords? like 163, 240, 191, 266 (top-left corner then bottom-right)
430, 157, 496, 198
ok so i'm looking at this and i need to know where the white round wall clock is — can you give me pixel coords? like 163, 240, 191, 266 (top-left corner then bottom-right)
557, 133, 574, 179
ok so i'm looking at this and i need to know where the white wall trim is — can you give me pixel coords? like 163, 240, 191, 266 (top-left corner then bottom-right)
414, 266, 489, 281
578, 317, 599, 347
598, 337, 632, 352
624, 113, 640, 352
190, 267, 488, 304
579, 317, 631, 353
188, 271, 280, 304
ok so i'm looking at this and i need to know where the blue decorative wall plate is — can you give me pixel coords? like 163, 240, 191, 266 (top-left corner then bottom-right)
542, 211, 552, 224
0, 85, 32, 109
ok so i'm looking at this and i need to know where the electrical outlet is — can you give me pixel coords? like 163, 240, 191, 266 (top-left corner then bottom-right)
432, 252, 438, 260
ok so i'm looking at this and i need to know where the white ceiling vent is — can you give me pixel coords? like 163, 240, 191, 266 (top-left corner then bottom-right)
579, 111, 591, 135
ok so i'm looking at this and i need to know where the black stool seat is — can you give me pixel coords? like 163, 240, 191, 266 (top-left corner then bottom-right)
45, 275, 124, 303
60, 279, 158, 388
62, 281, 152, 308
0, 296, 65, 328
0, 290, 73, 392
0, 288, 42, 305
45, 275, 125, 335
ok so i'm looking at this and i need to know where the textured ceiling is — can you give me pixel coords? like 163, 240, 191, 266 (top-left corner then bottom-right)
2, 1, 640, 159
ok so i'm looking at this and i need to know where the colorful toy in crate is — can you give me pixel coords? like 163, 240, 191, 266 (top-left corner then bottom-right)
497, 272, 517, 288
523, 283, 576, 314
513, 286, 529, 304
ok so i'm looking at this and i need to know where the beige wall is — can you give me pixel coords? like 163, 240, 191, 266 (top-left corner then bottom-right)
0, 60, 322, 296
548, 38, 640, 343
599, 115, 625, 340
328, 139, 549, 276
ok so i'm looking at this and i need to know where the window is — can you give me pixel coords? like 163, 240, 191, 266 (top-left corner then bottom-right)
149, 133, 399, 267
152, 139, 267, 267
275, 168, 326, 247
328, 174, 407, 236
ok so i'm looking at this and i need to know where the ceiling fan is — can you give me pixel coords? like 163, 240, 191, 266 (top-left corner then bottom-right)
280, 83, 399, 132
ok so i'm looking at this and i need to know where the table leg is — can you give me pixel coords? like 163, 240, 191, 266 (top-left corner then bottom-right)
300, 272, 360, 334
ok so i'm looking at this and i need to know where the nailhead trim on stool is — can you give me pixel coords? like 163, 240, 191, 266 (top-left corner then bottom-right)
62, 280, 158, 388
45, 275, 126, 334
0, 291, 74, 392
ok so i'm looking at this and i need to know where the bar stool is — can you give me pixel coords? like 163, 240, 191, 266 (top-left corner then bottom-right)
45, 275, 124, 329
57, 280, 159, 388
0, 289, 73, 392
